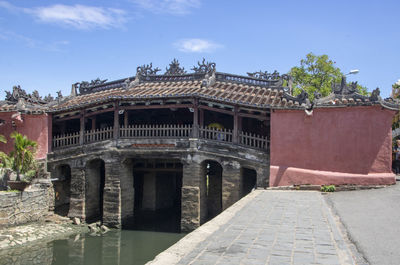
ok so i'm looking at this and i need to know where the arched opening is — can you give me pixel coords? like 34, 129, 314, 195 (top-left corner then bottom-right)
203, 160, 222, 222
241, 167, 257, 198
132, 159, 182, 232
53, 164, 71, 216
85, 159, 105, 223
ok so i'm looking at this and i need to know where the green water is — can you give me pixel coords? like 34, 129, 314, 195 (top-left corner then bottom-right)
1, 230, 185, 265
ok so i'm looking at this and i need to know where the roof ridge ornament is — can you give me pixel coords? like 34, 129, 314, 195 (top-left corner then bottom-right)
247, 70, 281, 80
191, 58, 216, 74
165, 59, 186, 75
136, 63, 161, 77
5, 85, 50, 104
74, 78, 108, 94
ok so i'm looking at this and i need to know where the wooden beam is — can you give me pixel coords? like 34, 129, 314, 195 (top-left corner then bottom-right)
124, 111, 129, 127
238, 112, 269, 120
53, 114, 81, 122
120, 104, 193, 110
85, 108, 114, 117
198, 105, 234, 115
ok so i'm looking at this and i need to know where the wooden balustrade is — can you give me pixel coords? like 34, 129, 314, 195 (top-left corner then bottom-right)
85, 127, 114, 143
239, 131, 269, 149
53, 124, 268, 150
199, 126, 233, 142
120, 124, 192, 138
52, 132, 80, 148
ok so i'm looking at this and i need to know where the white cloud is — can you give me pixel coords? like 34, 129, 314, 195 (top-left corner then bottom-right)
26, 4, 126, 29
174, 39, 223, 53
132, 0, 200, 15
0, 2, 127, 30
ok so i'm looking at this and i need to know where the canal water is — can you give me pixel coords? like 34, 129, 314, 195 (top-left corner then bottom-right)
0, 230, 185, 265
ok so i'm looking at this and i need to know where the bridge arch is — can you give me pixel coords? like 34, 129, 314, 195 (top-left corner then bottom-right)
240, 166, 257, 198
201, 159, 223, 222
52, 164, 71, 216
85, 158, 105, 223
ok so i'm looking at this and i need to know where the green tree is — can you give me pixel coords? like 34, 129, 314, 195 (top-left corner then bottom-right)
290, 53, 368, 100
9, 132, 37, 181
0, 135, 9, 168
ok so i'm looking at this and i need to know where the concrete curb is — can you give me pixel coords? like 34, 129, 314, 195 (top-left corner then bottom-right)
147, 190, 261, 265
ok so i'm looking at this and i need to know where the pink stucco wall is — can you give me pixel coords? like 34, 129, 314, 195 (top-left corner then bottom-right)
270, 106, 396, 186
0, 112, 51, 159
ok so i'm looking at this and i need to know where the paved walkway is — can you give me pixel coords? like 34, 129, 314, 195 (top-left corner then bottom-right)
326, 183, 400, 265
150, 190, 355, 265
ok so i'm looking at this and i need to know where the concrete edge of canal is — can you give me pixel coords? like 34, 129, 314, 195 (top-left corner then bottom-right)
147, 189, 261, 265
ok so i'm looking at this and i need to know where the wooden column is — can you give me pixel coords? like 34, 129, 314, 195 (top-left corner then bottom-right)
124, 111, 129, 128
79, 110, 85, 145
91, 117, 96, 130
199, 109, 204, 128
114, 102, 119, 140
47, 114, 52, 153
192, 99, 199, 138
233, 106, 239, 143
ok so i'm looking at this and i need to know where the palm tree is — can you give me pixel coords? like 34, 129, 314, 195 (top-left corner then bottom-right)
9, 132, 37, 181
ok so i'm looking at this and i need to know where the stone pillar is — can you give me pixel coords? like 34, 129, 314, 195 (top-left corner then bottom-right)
222, 160, 241, 210
103, 159, 122, 228
181, 156, 205, 232
120, 159, 134, 226
68, 167, 86, 221
256, 166, 270, 188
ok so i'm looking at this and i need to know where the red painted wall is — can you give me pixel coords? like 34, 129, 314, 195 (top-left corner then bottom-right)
0, 112, 51, 159
270, 106, 396, 186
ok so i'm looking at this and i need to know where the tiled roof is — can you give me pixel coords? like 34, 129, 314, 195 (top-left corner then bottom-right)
49, 73, 310, 112
0, 99, 48, 114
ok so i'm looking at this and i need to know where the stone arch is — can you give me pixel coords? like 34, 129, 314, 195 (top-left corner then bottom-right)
85, 158, 105, 222
240, 166, 257, 198
201, 159, 223, 222
53, 164, 71, 216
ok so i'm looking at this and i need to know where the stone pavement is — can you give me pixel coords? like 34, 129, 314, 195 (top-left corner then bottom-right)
150, 190, 355, 265
325, 183, 400, 265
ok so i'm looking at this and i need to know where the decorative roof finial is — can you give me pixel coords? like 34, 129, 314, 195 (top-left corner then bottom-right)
136, 63, 161, 77
191, 58, 216, 74
165, 59, 186, 75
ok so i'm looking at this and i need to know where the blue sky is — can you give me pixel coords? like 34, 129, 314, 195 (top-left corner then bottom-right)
0, 0, 399, 99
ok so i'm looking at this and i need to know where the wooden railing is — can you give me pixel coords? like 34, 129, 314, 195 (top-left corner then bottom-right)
85, 127, 113, 143
239, 131, 269, 149
120, 124, 192, 138
52, 132, 80, 148
199, 126, 233, 143
53, 124, 268, 150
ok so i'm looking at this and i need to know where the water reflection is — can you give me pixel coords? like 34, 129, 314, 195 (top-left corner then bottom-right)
1, 230, 185, 265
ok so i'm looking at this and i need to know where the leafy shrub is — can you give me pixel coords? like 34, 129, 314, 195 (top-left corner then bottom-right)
321, 185, 336, 192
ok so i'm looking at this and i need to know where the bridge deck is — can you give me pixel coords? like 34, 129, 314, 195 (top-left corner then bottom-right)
149, 190, 355, 265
